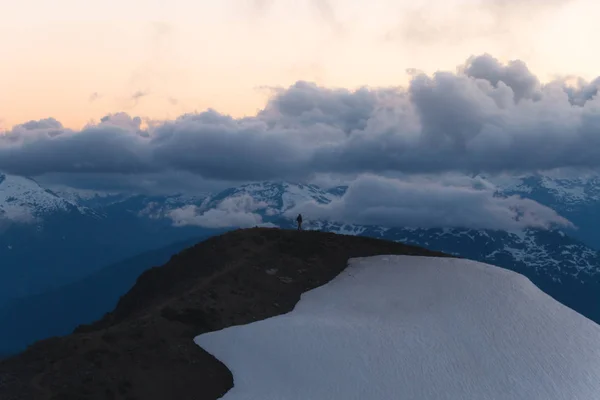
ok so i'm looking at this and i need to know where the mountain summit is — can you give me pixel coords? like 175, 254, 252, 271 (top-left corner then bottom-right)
0, 173, 88, 223
2, 229, 600, 400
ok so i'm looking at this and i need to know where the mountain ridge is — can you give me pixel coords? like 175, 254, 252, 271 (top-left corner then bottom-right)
0, 235, 219, 357
0, 228, 451, 400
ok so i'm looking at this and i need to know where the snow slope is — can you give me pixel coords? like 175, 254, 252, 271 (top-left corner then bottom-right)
0, 173, 86, 221
206, 182, 334, 214
195, 256, 600, 400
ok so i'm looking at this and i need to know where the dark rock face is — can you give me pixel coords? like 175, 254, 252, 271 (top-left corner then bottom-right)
0, 228, 451, 400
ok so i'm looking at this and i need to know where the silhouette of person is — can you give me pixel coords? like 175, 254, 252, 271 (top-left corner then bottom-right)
296, 213, 303, 230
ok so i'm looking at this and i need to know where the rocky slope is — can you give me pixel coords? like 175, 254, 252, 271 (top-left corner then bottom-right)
0, 228, 450, 400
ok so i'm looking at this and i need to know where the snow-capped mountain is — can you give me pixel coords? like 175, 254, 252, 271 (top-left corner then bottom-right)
487, 172, 600, 207
0, 174, 220, 304
483, 172, 600, 249
174, 181, 600, 323
53, 186, 208, 217
203, 181, 335, 213
0, 173, 91, 223
50, 186, 131, 208
307, 223, 599, 280
4, 176, 600, 324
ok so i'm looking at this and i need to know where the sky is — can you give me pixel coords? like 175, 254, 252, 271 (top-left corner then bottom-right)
1, 0, 600, 231
1, 0, 598, 130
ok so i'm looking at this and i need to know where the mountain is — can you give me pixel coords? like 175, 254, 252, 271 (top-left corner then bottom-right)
203, 181, 335, 212
7, 177, 600, 318
196, 254, 600, 400
4, 176, 600, 357
0, 173, 92, 221
2, 229, 599, 399
485, 172, 600, 249
0, 173, 105, 302
0, 235, 219, 357
0, 174, 217, 303
0, 229, 451, 399
190, 181, 600, 323
302, 222, 600, 323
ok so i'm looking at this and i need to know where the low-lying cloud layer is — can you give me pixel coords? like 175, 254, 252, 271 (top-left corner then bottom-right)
2, 54, 600, 181
162, 173, 573, 231
169, 194, 274, 228
286, 174, 573, 231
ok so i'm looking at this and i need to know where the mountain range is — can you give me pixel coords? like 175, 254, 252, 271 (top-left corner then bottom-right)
0, 173, 222, 303
2, 172, 600, 356
2, 229, 599, 400
484, 172, 600, 249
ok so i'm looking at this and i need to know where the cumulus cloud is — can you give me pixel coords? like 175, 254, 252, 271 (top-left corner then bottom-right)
3, 54, 600, 181
168, 194, 273, 228
462, 54, 542, 102
286, 174, 573, 231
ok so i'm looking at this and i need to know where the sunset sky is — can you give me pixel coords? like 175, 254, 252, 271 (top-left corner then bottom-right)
1, 0, 597, 130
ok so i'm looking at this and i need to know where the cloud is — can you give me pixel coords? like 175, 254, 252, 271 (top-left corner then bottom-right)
15, 118, 63, 131
37, 170, 236, 196
89, 92, 101, 102
286, 174, 573, 231
0, 205, 38, 226
3, 54, 600, 181
168, 194, 273, 228
250, 0, 342, 33
251, 0, 273, 13
462, 54, 542, 102
129, 90, 150, 108
309, 0, 343, 34
386, 0, 574, 46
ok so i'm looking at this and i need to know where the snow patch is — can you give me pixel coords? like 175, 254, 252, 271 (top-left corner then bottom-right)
196, 256, 600, 400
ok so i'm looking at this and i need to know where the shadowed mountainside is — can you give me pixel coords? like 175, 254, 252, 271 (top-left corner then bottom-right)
0, 228, 451, 400
0, 235, 213, 357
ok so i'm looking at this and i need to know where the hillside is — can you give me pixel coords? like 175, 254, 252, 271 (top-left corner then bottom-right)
0, 236, 211, 357
0, 228, 450, 400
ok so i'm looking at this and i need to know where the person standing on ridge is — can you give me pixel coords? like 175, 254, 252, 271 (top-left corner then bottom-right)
296, 214, 303, 230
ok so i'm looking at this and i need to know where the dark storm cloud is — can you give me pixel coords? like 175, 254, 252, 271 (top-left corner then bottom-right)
2, 54, 600, 180
1, 114, 153, 175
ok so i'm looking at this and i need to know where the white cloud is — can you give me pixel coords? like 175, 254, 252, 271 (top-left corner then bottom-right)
168, 194, 270, 228
287, 174, 573, 231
